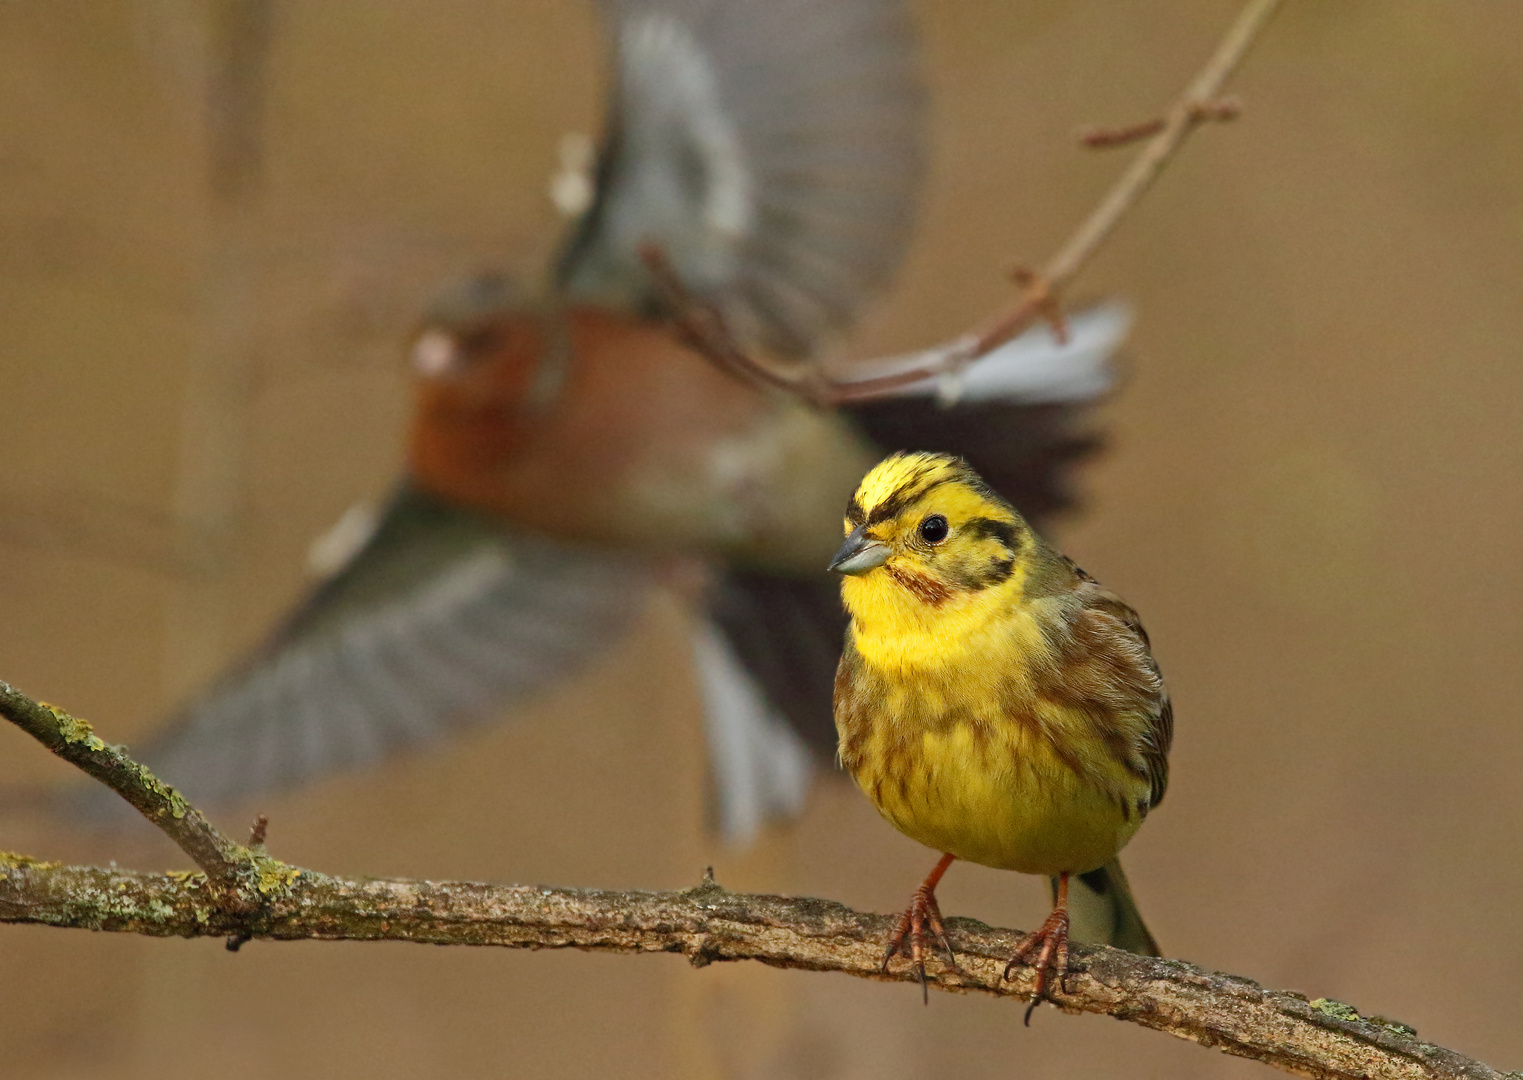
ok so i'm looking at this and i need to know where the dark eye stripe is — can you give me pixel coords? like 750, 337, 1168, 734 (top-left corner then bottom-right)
964, 516, 1019, 552
978, 557, 1015, 587
950, 556, 1015, 592
866, 476, 952, 525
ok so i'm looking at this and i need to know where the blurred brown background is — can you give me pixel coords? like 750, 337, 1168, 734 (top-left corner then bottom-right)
3, 2, 1522, 1077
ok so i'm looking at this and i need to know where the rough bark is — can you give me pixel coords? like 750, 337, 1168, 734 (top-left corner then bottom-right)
0, 855, 1511, 1080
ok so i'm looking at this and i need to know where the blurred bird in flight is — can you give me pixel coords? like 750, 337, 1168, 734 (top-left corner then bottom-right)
831, 453, 1169, 1012
91, 0, 1130, 841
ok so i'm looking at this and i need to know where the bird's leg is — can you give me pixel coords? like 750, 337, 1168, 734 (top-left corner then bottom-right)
883, 852, 958, 1002
1005, 870, 1072, 1025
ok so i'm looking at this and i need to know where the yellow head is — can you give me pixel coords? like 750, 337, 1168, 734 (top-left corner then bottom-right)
830, 452, 1036, 629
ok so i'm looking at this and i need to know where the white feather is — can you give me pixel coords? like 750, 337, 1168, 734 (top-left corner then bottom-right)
690, 618, 812, 844
868, 302, 1131, 406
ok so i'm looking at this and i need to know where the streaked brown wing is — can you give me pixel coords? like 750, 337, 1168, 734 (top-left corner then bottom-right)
1145, 692, 1174, 809
1075, 581, 1172, 811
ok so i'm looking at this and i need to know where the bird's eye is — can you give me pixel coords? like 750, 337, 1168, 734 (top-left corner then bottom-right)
918, 514, 949, 544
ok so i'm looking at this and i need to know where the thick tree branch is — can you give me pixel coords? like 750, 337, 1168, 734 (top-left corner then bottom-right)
2, 679, 1516, 1078
0, 856, 1510, 1080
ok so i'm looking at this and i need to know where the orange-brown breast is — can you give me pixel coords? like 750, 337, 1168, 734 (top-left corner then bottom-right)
408, 307, 876, 569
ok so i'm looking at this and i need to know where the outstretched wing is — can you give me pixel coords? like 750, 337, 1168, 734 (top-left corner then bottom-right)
556, 0, 924, 357
707, 304, 1129, 759
84, 486, 646, 814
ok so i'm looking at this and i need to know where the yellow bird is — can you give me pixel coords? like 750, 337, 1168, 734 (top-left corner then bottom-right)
830, 451, 1171, 1015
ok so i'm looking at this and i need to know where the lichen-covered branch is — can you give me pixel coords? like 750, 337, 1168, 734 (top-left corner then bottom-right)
0, 679, 252, 888
1, 680, 1513, 1079
0, 856, 1509, 1080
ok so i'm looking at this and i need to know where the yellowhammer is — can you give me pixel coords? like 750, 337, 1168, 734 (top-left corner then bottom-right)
830, 451, 1171, 1016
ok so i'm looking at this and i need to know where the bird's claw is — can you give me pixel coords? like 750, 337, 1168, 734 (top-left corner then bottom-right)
1004, 906, 1071, 1025
883, 883, 958, 1003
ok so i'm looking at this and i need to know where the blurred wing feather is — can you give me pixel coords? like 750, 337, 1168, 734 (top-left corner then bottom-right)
557, 0, 924, 356
853, 302, 1129, 406
704, 570, 847, 759
690, 618, 812, 842
107, 486, 646, 812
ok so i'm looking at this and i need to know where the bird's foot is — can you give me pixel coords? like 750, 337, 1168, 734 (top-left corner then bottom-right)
883, 883, 958, 1003
1004, 905, 1071, 1025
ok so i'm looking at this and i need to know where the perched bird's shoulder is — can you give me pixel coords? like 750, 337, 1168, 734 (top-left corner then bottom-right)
1073, 566, 1155, 651
1027, 558, 1173, 810
1019, 548, 1154, 656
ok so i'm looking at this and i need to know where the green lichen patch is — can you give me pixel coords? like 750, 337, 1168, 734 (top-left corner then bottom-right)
125, 764, 192, 820
1310, 998, 1361, 1022
40, 702, 106, 752
0, 851, 62, 877
152, 779, 192, 821
1365, 1015, 1418, 1038
250, 855, 301, 897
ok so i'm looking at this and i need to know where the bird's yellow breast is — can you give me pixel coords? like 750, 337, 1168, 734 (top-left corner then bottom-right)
836, 584, 1148, 876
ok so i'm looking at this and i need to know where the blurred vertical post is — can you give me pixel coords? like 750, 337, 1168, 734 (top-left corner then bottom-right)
164, 0, 273, 692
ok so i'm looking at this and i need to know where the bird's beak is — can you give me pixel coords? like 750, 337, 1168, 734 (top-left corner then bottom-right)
829, 527, 890, 576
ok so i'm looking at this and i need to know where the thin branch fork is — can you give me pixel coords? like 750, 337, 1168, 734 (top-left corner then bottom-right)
1080, 96, 1243, 149
644, 0, 1284, 406
1, 677, 1514, 1080
0, 680, 249, 890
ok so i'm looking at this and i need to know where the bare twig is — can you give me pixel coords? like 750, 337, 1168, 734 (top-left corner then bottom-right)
0, 857, 1508, 1080
938, 0, 1285, 374
639, 244, 814, 398
1079, 96, 1242, 149
644, 0, 1284, 405
641, 246, 972, 404
1079, 116, 1170, 150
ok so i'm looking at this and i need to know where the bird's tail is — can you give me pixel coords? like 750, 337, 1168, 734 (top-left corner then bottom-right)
1057, 858, 1160, 956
